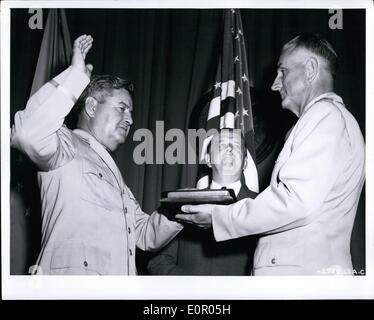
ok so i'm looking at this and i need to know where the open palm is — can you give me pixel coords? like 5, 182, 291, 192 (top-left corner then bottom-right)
71, 34, 93, 76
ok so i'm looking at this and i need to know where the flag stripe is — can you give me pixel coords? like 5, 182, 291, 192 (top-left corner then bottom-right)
207, 80, 236, 120
220, 112, 235, 129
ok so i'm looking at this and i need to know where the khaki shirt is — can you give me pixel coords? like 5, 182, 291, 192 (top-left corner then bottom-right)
11, 66, 183, 275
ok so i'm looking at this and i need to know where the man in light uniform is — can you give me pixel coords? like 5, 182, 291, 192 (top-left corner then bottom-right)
177, 34, 365, 275
11, 35, 183, 275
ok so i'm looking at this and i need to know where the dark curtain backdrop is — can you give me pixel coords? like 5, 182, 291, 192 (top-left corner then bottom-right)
10, 9, 365, 275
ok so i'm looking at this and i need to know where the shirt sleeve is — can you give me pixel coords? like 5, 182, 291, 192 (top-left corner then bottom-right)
11, 66, 90, 171
126, 188, 184, 252
212, 101, 349, 241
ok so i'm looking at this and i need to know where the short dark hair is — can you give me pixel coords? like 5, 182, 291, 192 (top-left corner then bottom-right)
73, 74, 134, 116
283, 33, 338, 77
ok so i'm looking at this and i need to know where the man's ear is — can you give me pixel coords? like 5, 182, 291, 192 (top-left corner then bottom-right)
305, 56, 319, 84
84, 97, 98, 118
205, 152, 212, 168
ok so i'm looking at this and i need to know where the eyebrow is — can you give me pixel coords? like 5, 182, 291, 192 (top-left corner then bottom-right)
118, 101, 133, 111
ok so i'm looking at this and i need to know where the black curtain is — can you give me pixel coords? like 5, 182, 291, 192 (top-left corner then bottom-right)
10, 9, 365, 274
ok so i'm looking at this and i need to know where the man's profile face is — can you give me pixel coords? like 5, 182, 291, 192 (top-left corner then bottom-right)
209, 130, 245, 180
271, 47, 309, 116
90, 88, 133, 151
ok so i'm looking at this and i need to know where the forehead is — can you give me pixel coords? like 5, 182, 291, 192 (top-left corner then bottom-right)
278, 47, 307, 67
105, 88, 133, 108
211, 130, 242, 146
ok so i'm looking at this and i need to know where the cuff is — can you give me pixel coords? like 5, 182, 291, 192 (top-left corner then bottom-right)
211, 204, 234, 242
50, 66, 90, 102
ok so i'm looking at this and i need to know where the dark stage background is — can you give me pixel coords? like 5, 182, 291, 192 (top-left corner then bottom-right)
9, 8, 366, 275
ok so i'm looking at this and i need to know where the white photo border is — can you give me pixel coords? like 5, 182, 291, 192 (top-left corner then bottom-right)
1, 0, 373, 300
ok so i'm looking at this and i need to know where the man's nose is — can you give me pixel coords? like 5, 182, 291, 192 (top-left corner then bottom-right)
271, 73, 282, 91
124, 112, 133, 126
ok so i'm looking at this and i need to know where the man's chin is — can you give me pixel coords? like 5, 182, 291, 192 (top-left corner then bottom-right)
222, 159, 234, 167
219, 168, 241, 178
106, 136, 127, 152
281, 99, 289, 109
116, 132, 128, 143
281, 98, 297, 111
221, 161, 242, 174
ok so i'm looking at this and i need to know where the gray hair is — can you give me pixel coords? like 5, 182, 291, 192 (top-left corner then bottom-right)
283, 33, 338, 78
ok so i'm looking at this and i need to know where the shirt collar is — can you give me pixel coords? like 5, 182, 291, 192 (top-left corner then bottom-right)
73, 129, 124, 189
302, 92, 343, 115
73, 129, 107, 154
210, 180, 242, 197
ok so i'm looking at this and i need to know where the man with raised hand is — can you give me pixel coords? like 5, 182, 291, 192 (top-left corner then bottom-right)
11, 35, 183, 275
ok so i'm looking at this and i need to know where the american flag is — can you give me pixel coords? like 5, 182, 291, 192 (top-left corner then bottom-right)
196, 9, 259, 192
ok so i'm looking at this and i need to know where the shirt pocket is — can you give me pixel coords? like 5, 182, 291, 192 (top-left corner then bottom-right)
80, 160, 121, 211
50, 240, 111, 275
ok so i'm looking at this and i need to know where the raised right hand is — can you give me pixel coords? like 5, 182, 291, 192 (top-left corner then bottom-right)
71, 34, 94, 78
